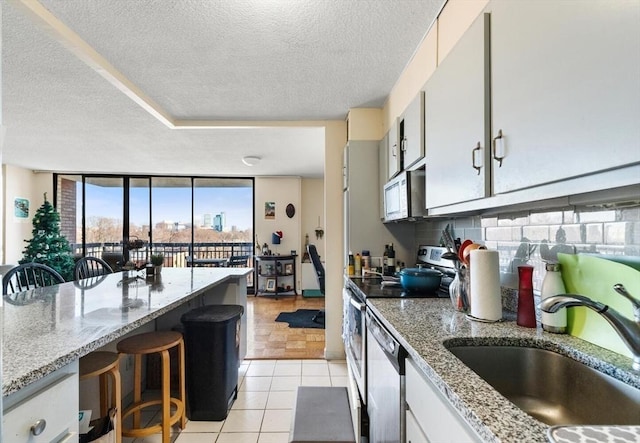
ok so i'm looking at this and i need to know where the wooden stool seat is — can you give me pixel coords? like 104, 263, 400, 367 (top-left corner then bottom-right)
117, 330, 182, 355
79, 351, 122, 443
117, 331, 186, 443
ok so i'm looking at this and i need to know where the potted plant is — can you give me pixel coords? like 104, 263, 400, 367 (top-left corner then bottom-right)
150, 253, 164, 273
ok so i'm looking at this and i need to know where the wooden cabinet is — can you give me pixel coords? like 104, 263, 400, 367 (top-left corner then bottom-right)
405, 358, 480, 442
400, 91, 425, 170
489, 0, 640, 195
425, 12, 490, 209
3, 365, 79, 443
254, 255, 297, 296
387, 121, 400, 179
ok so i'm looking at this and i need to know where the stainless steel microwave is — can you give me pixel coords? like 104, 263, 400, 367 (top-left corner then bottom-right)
383, 169, 426, 222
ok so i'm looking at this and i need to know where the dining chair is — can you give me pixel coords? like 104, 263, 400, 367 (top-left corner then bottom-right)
3, 262, 65, 295
226, 255, 250, 267
75, 256, 114, 280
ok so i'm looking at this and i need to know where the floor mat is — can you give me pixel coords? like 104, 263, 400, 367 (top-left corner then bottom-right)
275, 309, 325, 329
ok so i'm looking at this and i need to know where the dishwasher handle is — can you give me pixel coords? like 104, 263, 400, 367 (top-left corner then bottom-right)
367, 311, 407, 373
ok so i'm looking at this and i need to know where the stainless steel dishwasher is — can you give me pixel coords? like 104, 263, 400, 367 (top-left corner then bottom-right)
366, 309, 407, 443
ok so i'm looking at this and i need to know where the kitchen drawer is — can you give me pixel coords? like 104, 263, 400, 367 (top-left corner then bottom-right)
406, 358, 479, 443
4, 372, 79, 443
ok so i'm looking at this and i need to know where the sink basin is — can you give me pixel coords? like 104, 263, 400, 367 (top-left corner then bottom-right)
447, 345, 640, 426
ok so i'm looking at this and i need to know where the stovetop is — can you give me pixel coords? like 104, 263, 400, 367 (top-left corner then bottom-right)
348, 246, 456, 300
349, 276, 449, 299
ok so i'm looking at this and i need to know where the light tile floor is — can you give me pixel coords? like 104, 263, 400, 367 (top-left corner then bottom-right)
123, 359, 348, 443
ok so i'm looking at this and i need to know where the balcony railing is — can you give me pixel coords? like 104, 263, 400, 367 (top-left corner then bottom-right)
71, 242, 255, 269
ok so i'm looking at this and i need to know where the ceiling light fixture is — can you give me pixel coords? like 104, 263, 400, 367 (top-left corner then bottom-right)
242, 156, 261, 166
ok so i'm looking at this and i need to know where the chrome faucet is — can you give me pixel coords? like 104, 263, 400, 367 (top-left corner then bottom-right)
540, 283, 640, 371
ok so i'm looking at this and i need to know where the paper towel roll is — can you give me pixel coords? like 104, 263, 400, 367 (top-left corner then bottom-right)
469, 249, 502, 321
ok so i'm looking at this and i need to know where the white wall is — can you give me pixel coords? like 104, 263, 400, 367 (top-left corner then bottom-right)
301, 178, 325, 259
323, 121, 347, 359
2, 166, 53, 264
254, 177, 302, 290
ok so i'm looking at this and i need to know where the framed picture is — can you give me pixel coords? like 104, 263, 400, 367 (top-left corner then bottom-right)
284, 263, 293, 275
266, 278, 277, 292
264, 202, 275, 219
14, 197, 29, 219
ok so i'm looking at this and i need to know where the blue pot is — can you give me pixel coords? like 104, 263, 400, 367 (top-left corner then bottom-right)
398, 268, 443, 293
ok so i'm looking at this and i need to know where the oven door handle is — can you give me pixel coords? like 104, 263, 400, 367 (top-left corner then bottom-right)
349, 296, 366, 311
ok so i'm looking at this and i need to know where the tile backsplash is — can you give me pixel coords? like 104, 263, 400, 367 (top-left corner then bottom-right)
415, 204, 640, 292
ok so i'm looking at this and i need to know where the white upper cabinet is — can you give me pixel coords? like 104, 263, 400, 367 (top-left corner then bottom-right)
400, 91, 425, 170
387, 120, 400, 179
425, 13, 490, 209
490, 0, 640, 195
379, 134, 388, 220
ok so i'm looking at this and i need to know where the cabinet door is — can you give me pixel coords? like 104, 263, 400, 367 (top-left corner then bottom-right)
490, 0, 640, 195
387, 121, 400, 179
401, 91, 425, 169
346, 141, 382, 256
406, 409, 430, 443
4, 373, 78, 443
343, 144, 349, 191
406, 359, 479, 443
378, 134, 388, 220
425, 13, 490, 209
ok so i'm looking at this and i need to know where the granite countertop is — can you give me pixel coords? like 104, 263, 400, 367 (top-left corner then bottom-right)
347, 279, 640, 443
2, 267, 251, 397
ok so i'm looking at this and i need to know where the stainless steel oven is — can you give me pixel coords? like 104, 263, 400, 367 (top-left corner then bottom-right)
343, 285, 366, 402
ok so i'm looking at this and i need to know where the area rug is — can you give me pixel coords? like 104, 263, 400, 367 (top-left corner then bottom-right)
275, 309, 325, 329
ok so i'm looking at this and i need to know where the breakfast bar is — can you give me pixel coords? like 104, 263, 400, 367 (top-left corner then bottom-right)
2, 267, 251, 440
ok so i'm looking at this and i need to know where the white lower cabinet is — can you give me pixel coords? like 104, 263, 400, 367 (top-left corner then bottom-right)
3, 365, 79, 443
406, 408, 429, 443
405, 358, 480, 443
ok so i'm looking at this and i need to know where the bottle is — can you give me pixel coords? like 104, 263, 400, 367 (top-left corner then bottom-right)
517, 265, 537, 328
362, 250, 371, 274
540, 263, 567, 333
383, 244, 390, 275
348, 252, 355, 276
387, 243, 396, 274
354, 253, 362, 276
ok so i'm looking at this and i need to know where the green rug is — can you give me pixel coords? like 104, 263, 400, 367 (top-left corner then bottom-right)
302, 289, 324, 297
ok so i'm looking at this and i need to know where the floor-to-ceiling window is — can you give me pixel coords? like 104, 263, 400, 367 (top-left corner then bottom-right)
55, 174, 254, 272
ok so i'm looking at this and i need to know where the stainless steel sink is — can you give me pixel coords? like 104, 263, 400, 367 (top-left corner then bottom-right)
447, 345, 640, 426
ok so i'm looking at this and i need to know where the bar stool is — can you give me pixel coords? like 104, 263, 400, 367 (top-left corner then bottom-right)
79, 351, 122, 443
116, 331, 186, 443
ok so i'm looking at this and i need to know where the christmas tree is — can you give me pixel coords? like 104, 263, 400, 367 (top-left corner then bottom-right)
21, 193, 75, 281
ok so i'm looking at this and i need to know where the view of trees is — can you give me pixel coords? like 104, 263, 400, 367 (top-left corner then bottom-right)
81, 216, 253, 245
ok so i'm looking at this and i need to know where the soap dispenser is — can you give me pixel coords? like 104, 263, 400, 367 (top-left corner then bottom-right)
540, 262, 567, 333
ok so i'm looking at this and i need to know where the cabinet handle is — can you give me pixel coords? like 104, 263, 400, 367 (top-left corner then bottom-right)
401, 137, 407, 152
392, 143, 397, 157
472, 142, 482, 175
31, 418, 47, 436
493, 129, 505, 167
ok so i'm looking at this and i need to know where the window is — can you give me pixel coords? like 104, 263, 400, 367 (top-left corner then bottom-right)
56, 175, 254, 270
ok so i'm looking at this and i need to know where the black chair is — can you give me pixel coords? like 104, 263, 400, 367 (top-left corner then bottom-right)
226, 255, 250, 267
307, 244, 325, 324
3, 262, 65, 295
101, 251, 124, 272
75, 256, 114, 280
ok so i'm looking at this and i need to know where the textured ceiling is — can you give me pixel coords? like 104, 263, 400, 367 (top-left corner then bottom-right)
2, 0, 443, 177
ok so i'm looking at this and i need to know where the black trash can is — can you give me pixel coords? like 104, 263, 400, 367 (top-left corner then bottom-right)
181, 304, 244, 421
